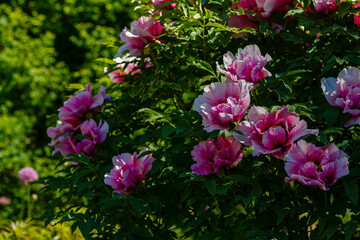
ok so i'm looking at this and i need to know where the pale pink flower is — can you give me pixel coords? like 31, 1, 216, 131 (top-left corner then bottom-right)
104, 148, 154, 194
116, 16, 163, 57
18, 167, 39, 185
217, 44, 272, 84
191, 135, 244, 175
235, 106, 319, 159
284, 140, 349, 191
193, 81, 252, 132
75, 119, 109, 156
321, 67, 360, 127
58, 84, 110, 127
312, 0, 341, 13
0, 196, 10, 206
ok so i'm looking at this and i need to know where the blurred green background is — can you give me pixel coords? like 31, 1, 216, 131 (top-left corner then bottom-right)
0, 0, 135, 238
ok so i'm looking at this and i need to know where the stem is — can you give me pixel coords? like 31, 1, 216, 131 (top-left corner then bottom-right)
26, 186, 31, 219
89, 165, 111, 194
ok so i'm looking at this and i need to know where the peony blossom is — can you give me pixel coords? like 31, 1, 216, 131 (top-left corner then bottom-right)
0, 196, 10, 206
58, 84, 110, 127
104, 148, 154, 194
284, 140, 349, 191
193, 81, 252, 132
75, 119, 109, 156
228, 0, 292, 36
312, 0, 341, 13
217, 44, 272, 84
321, 67, 360, 127
47, 123, 77, 157
18, 167, 39, 185
152, 0, 176, 10
116, 16, 163, 57
235, 106, 319, 159
105, 55, 142, 83
191, 135, 244, 175
354, 2, 360, 28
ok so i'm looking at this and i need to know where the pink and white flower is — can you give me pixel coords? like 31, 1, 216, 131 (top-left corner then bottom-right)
321, 67, 360, 127
284, 140, 349, 190
116, 16, 163, 57
0, 196, 10, 206
58, 84, 110, 127
235, 106, 319, 159
104, 149, 154, 194
18, 167, 39, 185
217, 44, 272, 84
193, 81, 252, 132
105, 55, 142, 83
191, 135, 244, 175
312, 0, 341, 13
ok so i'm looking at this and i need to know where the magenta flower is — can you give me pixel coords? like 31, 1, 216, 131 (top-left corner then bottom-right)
116, 16, 163, 57
321, 67, 360, 127
18, 167, 39, 185
104, 148, 154, 194
228, 0, 292, 36
191, 135, 244, 175
284, 140, 349, 191
75, 119, 109, 156
312, 0, 341, 13
0, 196, 10, 206
47, 123, 77, 157
193, 81, 252, 132
217, 44, 272, 84
105, 55, 142, 83
235, 106, 319, 159
354, 2, 360, 28
58, 84, 110, 127
152, 0, 176, 10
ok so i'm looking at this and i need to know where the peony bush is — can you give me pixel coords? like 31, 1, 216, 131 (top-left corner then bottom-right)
42, 0, 360, 239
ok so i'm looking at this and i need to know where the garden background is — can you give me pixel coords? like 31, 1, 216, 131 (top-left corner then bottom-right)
0, 0, 135, 238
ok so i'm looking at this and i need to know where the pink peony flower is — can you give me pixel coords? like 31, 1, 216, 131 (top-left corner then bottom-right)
104, 148, 154, 194
228, 0, 292, 36
234, 106, 319, 159
312, 0, 341, 13
191, 135, 244, 175
0, 196, 10, 206
105, 55, 142, 83
217, 44, 272, 84
58, 84, 110, 127
284, 140, 349, 191
193, 81, 252, 132
47, 123, 77, 157
152, 0, 176, 10
75, 119, 109, 156
18, 167, 39, 185
321, 67, 360, 127
354, 2, 360, 28
116, 16, 163, 57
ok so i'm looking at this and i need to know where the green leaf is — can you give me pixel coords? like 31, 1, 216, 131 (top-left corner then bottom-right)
284, 7, 304, 18
344, 180, 358, 205
205, 22, 227, 30
206, 179, 216, 197
162, 124, 176, 138
96, 57, 117, 64
128, 196, 143, 215
197, 75, 217, 86
191, 60, 215, 75
174, 44, 185, 57
344, 221, 358, 240
276, 207, 290, 225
